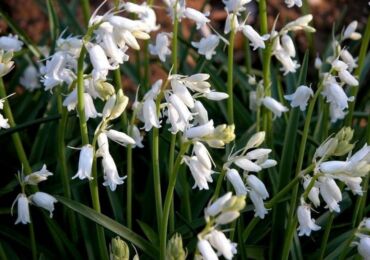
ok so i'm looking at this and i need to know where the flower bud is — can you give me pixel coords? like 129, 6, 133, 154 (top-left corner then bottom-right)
110, 237, 129, 260
96, 81, 115, 100
245, 131, 265, 150
110, 89, 129, 120
166, 233, 186, 260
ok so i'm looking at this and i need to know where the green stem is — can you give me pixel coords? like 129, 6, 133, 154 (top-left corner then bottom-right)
80, 0, 91, 27
56, 90, 77, 241
76, 45, 108, 259
0, 79, 37, 259
168, 134, 177, 234
126, 109, 137, 229
152, 127, 163, 232
345, 15, 370, 126
227, 18, 236, 125
0, 79, 32, 173
318, 213, 335, 260
281, 83, 325, 260
259, 0, 272, 143
159, 143, 190, 260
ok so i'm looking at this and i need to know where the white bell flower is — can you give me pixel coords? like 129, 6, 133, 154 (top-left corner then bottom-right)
274, 48, 300, 75
223, 0, 251, 15
183, 8, 210, 30
171, 79, 195, 108
226, 168, 247, 195
318, 177, 342, 213
197, 239, 218, 260
262, 97, 289, 118
41, 52, 70, 91
29, 192, 57, 218
204, 91, 229, 101
302, 176, 321, 207
192, 100, 209, 125
83, 93, 100, 121
20, 66, 40, 91
282, 15, 315, 33
96, 132, 110, 158
224, 13, 239, 34
95, 22, 129, 65
284, 85, 314, 111
208, 230, 235, 259
321, 77, 352, 110
206, 192, 232, 217
184, 156, 213, 190
72, 145, 94, 180
315, 56, 322, 70
240, 25, 267, 50
184, 120, 214, 139
122, 2, 159, 32
234, 158, 262, 172
281, 34, 296, 57
142, 98, 161, 131
106, 129, 136, 146
297, 204, 321, 236
87, 43, 118, 81
56, 35, 83, 58
0, 34, 23, 52
216, 211, 240, 225
284, 0, 302, 8
247, 175, 269, 199
193, 141, 213, 170
249, 189, 268, 219
338, 70, 359, 86
102, 153, 125, 191
357, 236, 370, 259
12, 194, 30, 225
192, 34, 220, 60
329, 103, 347, 123
167, 93, 193, 123
340, 49, 357, 71
343, 21, 362, 41
149, 32, 171, 62
0, 113, 10, 129
167, 103, 186, 134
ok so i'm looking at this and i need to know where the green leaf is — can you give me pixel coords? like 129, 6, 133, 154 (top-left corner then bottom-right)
56, 195, 158, 258
137, 220, 159, 245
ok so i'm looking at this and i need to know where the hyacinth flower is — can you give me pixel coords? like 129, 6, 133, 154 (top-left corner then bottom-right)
197, 192, 245, 259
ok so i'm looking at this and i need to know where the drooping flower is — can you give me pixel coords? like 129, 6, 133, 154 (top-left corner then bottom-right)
240, 25, 268, 50
208, 230, 236, 259
149, 32, 171, 62
102, 153, 125, 191
318, 177, 342, 213
197, 239, 218, 260
297, 204, 321, 236
183, 7, 210, 30
11, 194, 30, 225
284, 85, 314, 111
183, 156, 213, 190
87, 43, 118, 81
20, 66, 40, 91
343, 21, 362, 41
106, 129, 136, 146
357, 236, 370, 259
284, 0, 303, 8
0, 34, 23, 52
226, 168, 247, 196
29, 192, 57, 218
72, 145, 94, 180
261, 97, 289, 118
249, 189, 268, 219
191, 34, 220, 60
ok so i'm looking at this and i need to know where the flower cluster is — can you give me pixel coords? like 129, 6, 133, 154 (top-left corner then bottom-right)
11, 165, 57, 224
297, 127, 370, 236
197, 192, 246, 259
225, 132, 276, 218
